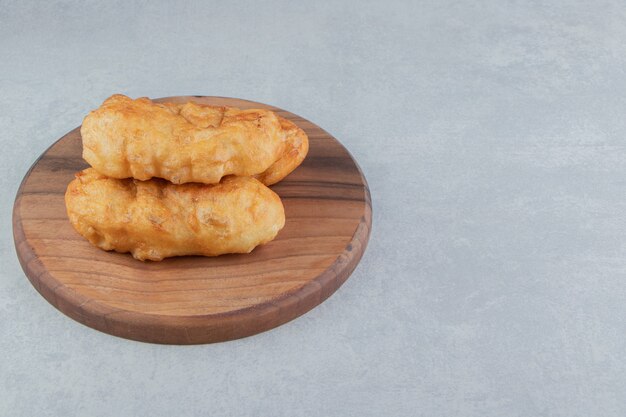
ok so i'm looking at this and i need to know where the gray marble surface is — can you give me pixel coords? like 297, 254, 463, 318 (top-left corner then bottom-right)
2, 1, 625, 416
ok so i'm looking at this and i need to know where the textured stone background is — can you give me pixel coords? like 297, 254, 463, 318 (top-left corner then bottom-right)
1, 1, 625, 416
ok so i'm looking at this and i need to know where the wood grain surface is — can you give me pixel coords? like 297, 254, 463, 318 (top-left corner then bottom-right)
12, 96, 372, 344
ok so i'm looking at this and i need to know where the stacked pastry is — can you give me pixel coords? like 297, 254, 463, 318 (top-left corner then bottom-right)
65, 95, 308, 261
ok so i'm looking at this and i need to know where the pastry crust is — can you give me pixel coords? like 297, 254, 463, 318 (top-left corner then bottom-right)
81, 95, 307, 185
65, 168, 285, 261
256, 116, 309, 185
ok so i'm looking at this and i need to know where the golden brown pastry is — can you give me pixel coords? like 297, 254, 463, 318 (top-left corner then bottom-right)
81, 94, 308, 185
65, 168, 285, 261
255, 116, 309, 185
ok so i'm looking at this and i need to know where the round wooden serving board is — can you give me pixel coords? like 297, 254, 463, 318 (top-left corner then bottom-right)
13, 96, 372, 344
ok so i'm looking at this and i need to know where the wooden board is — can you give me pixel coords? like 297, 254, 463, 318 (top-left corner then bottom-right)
12, 96, 372, 344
